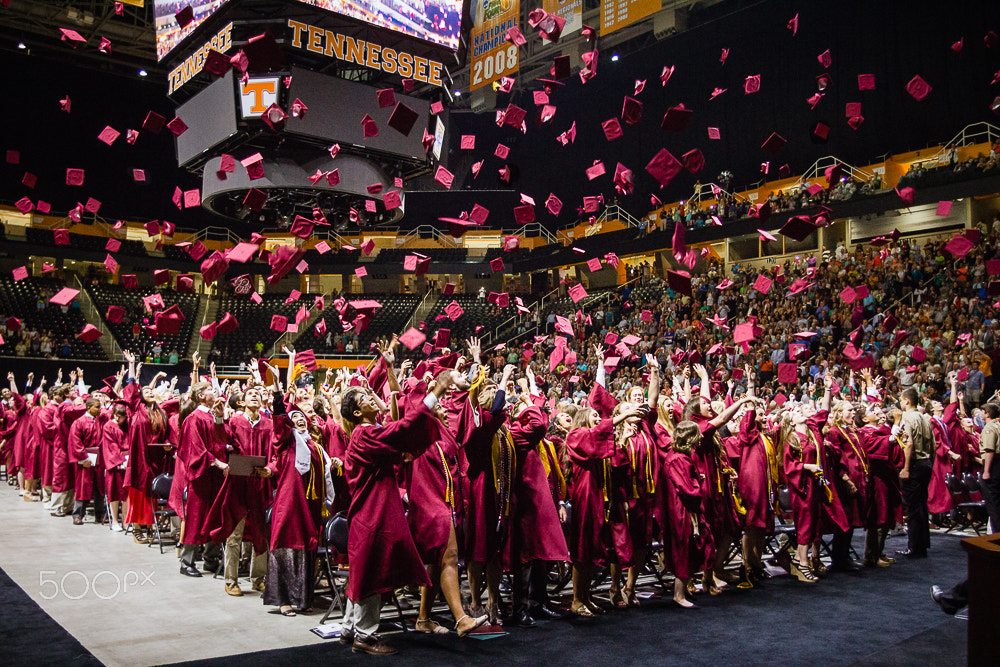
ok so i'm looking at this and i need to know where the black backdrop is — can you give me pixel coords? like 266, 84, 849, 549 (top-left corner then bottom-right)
0, 0, 998, 233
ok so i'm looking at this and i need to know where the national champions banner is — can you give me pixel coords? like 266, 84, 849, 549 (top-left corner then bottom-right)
470, 0, 520, 92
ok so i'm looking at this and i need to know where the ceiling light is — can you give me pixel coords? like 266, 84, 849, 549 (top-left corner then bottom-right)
17, 42, 26, 49
611, 54, 619, 62
454, 89, 462, 97
138, 69, 147, 77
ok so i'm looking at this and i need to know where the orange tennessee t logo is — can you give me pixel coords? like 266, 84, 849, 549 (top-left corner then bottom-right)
242, 81, 276, 113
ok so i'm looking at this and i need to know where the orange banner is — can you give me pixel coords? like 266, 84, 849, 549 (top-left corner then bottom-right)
601, 0, 659, 35
470, 0, 520, 91
543, 0, 583, 37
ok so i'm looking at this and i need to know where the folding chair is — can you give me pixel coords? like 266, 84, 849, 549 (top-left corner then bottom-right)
150, 473, 179, 554
945, 473, 987, 535
318, 512, 349, 625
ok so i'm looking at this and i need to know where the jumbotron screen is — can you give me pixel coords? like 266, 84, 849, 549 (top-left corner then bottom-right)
155, 1, 233, 61
155, 0, 463, 61
294, 0, 463, 51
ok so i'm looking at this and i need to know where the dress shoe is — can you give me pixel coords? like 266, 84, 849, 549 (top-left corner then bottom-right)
50, 510, 68, 518
225, 583, 243, 597
514, 608, 536, 627
353, 634, 398, 656
894, 549, 927, 559
830, 559, 864, 572
203, 561, 221, 573
180, 564, 203, 577
530, 603, 565, 620
931, 586, 961, 616
339, 629, 355, 645
72, 517, 84, 526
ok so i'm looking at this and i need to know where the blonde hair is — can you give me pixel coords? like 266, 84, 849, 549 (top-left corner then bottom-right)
672, 420, 701, 454
656, 395, 676, 437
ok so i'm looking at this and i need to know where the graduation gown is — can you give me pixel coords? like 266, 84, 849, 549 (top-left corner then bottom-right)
663, 449, 714, 579
406, 417, 462, 566
456, 393, 509, 564
825, 425, 870, 529
101, 420, 128, 502
693, 418, 740, 543
567, 418, 617, 565
36, 400, 58, 488
928, 414, 955, 514
344, 396, 435, 601
858, 423, 903, 527
267, 413, 333, 551
736, 410, 777, 530
207, 412, 274, 553
68, 413, 101, 502
122, 383, 174, 493
506, 405, 570, 564
178, 407, 230, 545
783, 410, 849, 545
53, 401, 84, 493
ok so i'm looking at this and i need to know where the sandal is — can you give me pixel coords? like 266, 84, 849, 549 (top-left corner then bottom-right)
455, 614, 487, 637
686, 580, 699, 596
609, 586, 627, 609
416, 618, 450, 635
791, 560, 818, 583
622, 586, 640, 607
584, 600, 606, 615
279, 606, 297, 617
810, 557, 827, 575
570, 604, 595, 617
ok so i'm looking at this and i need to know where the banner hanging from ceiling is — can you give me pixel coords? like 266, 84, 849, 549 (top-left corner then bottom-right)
601, 0, 659, 35
469, 0, 520, 92
543, 0, 582, 37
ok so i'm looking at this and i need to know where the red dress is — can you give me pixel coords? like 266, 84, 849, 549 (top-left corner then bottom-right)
662, 449, 714, 579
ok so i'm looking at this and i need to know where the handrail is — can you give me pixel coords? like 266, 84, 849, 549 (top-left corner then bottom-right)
501, 223, 558, 245
403, 289, 436, 332
72, 275, 122, 360
598, 204, 644, 228
796, 156, 874, 186
924, 122, 1000, 164
688, 182, 751, 205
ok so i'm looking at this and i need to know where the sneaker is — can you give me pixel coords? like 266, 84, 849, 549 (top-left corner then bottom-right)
353, 633, 398, 656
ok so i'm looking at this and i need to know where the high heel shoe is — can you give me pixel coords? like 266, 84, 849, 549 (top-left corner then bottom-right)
622, 585, 640, 607
791, 559, 818, 583
810, 556, 827, 575
609, 586, 627, 609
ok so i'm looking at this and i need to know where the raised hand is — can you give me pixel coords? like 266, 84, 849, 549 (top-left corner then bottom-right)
467, 336, 482, 363
122, 350, 135, 363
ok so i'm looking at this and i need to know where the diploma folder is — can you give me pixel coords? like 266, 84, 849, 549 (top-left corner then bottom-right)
228, 454, 267, 477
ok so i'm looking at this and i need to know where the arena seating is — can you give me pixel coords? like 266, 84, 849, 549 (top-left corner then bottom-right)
86, 283, 198, 360
0, 277, 107, 360
212, 292, 322, 365
296, 294, 422, 354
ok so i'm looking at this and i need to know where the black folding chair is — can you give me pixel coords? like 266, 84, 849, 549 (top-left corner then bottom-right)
150, 473, 178, 554
945, 473, 987, 535
318, 512, 349, 624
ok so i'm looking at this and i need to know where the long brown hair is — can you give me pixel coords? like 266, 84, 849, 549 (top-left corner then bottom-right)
672, 420, 700, 454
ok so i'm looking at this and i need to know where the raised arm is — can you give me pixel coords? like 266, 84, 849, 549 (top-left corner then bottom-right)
709, 395, 754, 429
694, 363, 711, 402
820, 373, 833, 413
646, 354, 660, 410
